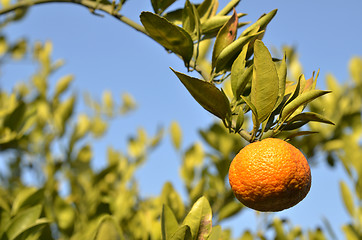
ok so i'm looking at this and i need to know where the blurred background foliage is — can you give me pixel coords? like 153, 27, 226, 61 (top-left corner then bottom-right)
0, 0, 361, 239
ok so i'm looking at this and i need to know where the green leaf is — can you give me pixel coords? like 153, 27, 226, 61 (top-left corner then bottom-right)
214, 32, 263, 73
140, 12, 193, 67
233, 106, 244, 133
349, 57, 362, 84
251, 40, 279, 123
240, 230, 253, 240
342, 224, 360, 240
6, 205, 42, 240
102, 90, 114, 117
240, 95, 258, 124
162, 205, 179, 240
182, 0, 200, 39
283, 131, 318, 141
201, 14, 246, 36
182, 196, 212, 240
151, 0, 177, 14
170, 225, 192, 240
231, 43, 249, 99
54, 75, 73, 98
13, 218, 50, 240
54, 196, 76, 232
3, 101, 26, 132
216, 0, 240, 16
197, 0, 217, 22
54, 95, 76, 136
170, 121, 182, 150
212, 9, 238, 69
163, 8, 184, 25
286, 112, 335, 125
120, 93, 136, 114
171, 68, 231, 120
280, 90, 331, 121
275, 54, 287, 109
272, 218, 287, 240
208, 225, 221, 240
340, 181, 355, 217
217, 201, 243, 222
160, 182, 185, 220
189, 179, 205, 202
281, 121, 309, 131
93, 215, 123, 240
241, 9, 277, 36
91, 116, 108, 138
11, 188, 44, 216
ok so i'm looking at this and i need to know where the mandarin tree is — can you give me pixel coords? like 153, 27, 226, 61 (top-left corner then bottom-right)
0, 0, 361, 239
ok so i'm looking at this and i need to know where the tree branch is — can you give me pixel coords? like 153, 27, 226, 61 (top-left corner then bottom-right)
0, 0, 147, 35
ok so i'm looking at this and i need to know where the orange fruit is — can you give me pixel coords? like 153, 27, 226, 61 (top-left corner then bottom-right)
228, 138, 311, 212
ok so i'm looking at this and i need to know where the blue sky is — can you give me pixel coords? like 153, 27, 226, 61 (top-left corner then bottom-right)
1, 0, 362, 238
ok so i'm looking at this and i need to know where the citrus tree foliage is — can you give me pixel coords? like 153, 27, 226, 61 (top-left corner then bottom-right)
0, 0, 361, 239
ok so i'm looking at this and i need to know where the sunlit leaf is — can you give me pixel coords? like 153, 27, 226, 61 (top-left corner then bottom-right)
241, 9, 277, 36
3, 101, 26, 132
340, 181, 355, 217
342, 224, 360, 240
140, 12, 193, 67
102, 90, 114, 117
212, 9, 238, 69
11, 39, 27, 60
197, 0, 217, 22
183, 0, 201, 40
349, 57, 362, 84
281, 90, 331, 121
92, 215, 123, 240
161, 205, 179, 240
120, 93, 136, 114
151, 0, 177, 14
161, 182, 185, 220
170, 225, 192, 240
231, 43, 249, 99
216, 0, 240, 16
54, 196, 76, 232
214, 32, 262, 73
283, 131, 318, 141
54, 95, 76, 135
233, 106, 244, 133
251, 40, 279, 123
91, 116, 108, 138
182, 196, 212, 240
217, 201, 243, 222
163, 8, 184, 25
13, 218, 50, 240
0, 36, 8, 55
11, 188, 43, 216
272, 218, 287, 240
275, 54, 287, 108
286, 112, 334, 125
54, 75, 74, 98
170, 121, 182, 150
77, 144, 93, 163
201, 14, 243, 37
240, 230, 253, 240
6, 205, 43, 240
171, 68, 231, 120
240, 95, 258, 126
208, 225, 221, 240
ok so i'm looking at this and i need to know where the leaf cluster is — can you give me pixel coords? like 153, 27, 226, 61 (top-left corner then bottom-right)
141, 0, 333, 142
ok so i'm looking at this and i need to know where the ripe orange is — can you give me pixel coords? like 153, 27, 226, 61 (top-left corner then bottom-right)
228, 138, 311, 212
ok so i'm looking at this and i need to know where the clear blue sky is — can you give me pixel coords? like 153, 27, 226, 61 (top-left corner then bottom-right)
1, 0, 362, 238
